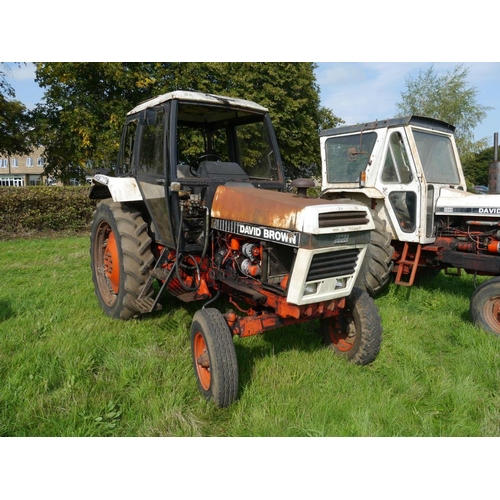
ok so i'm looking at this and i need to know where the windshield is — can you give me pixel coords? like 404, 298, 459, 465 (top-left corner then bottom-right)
412, 130, 460, 184
176, 103, 281, 181
324, 132, 377, 183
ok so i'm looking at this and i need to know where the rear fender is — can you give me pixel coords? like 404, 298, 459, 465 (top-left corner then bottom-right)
89, 174, 143, 202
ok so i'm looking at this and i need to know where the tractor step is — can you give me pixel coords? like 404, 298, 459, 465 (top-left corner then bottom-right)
394, 242, 421, 286
131, 297, 162, 314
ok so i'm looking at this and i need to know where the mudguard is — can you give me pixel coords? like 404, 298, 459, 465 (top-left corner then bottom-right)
89, 174, 143, 202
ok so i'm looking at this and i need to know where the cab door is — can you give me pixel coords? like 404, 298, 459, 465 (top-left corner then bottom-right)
377, 129, 421, 243
134, 106, 175, 247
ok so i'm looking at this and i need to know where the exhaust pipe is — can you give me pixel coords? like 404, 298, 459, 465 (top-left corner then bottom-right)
488, 133, 500, 194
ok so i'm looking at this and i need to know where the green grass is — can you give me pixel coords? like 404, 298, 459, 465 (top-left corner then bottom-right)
1, 236, 500, 436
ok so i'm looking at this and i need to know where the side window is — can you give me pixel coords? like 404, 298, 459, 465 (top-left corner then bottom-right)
118, 120, 138, 175
138, 110, 165, 176
382, 132, 412, 183
389, 191, 417, 232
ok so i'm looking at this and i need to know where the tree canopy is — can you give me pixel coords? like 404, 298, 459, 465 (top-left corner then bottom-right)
0, 63, 33, 159
396, 64, 492, 162
33, 62, 342, 182
463, 146, 497, 187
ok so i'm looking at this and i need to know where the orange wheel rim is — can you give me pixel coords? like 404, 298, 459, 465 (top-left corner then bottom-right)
485, 298, 500, 328
328, 317, 356, 352
94, 221, 120, 305
193, 331, 211, 390
104, 230, 120, 294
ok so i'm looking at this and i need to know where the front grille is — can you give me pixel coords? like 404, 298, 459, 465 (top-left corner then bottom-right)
318, 210, 369, 228
306, 248, 359, 281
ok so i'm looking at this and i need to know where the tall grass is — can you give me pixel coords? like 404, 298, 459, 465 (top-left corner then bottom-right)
1, 236, 500, 436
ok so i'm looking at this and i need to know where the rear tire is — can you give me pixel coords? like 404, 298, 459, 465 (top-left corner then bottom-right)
356, 209, 394, 296
470, 277, 500, 336
321, 287, 382, 365
90, 200, 154, 319
190, 308, 239, 407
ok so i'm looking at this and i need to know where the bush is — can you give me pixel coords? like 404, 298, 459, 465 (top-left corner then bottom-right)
0, 186, 98, 238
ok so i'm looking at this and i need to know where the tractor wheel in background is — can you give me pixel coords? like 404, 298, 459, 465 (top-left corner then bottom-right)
355, 209, 394, 297
90, 199, 154, 319
190, 308, 239, 407
320, 287, 382, 365
470, 277, 500, 336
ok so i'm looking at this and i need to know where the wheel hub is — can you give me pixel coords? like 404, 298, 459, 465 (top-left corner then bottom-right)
193, 332, 211, 390
197, 352, 210, 369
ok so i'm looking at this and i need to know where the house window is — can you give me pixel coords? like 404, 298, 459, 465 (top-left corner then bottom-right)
29, 175, 42, 186
0, 159, 7, 168
12, 158, 18, 168
26, 157, 33, 167
0, 176, 24, 186
37, 157, 45, 167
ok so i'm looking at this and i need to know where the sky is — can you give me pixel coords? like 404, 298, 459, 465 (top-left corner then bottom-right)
4, 62, 500, 146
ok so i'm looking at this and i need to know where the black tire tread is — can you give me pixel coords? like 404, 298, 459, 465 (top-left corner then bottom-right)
356, 209, 394, 296
470, 276, 500, 336
321, 287, 382, 365
190, 308, 238, 407
90, 200, 154, 320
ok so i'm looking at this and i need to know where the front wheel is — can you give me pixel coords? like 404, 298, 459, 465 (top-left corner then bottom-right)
321, 287, 382, 365
190, 308, 239, 407
356, 209, 394, 296
470, 277, 500, 336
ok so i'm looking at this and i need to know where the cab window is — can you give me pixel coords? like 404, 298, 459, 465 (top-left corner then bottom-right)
325, 132, 377, 183
137, 110, 165, 176
381, 132, 412, 183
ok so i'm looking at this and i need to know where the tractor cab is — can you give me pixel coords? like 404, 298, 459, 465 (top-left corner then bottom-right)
92, 90, 284, 249
320, 116, 467, 244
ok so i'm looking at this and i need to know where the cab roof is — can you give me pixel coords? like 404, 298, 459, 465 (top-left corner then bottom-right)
320, 115, 456, 137
127, 90, 269, 116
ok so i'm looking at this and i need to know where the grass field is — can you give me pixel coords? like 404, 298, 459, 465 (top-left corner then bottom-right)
1, 235, 500, 437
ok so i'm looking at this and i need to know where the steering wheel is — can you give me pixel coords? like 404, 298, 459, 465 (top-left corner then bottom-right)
189, 154, 222, 176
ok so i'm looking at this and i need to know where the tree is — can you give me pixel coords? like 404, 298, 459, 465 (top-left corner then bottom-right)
396, 64, 492, 162
0, 63, 33, 159
463, 146, 496, 187
33, 62, 342, 182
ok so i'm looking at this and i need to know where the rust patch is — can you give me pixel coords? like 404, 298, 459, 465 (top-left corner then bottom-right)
212, 185, 331, 230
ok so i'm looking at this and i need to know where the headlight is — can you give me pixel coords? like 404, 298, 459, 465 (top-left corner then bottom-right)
304, 283, 318, 295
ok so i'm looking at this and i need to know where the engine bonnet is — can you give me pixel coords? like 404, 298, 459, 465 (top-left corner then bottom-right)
436, 187, 500, 216
211, 185, 373, 234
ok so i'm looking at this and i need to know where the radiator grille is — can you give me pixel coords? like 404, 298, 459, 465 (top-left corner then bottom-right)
318, 210, 369, 228
306, 248, 359, 281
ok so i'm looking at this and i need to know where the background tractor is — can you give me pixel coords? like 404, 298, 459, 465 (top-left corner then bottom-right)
320, 115, 500, 335
89, 91, 383, 407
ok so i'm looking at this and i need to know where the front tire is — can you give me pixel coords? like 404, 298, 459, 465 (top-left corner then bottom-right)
321, 287, 382, 365
470, 277, 500, 336
190, 308, 239, 407
90, 200, 154, 319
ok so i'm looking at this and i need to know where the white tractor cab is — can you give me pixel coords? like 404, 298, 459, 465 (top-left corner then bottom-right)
320, 115, 500, 335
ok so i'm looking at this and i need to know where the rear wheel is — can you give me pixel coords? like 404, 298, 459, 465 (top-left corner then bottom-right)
90, 200, 154, 319
356, 209, 394, 296
321, 287, 382, 365
190, 308, 239, 407
470, 277, 500, 336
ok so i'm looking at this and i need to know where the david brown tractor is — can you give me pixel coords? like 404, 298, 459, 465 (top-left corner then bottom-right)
89, 90, 383, 407
320, 115, 500, 335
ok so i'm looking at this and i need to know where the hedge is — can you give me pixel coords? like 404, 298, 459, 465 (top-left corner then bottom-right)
0, 186, 99, 239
